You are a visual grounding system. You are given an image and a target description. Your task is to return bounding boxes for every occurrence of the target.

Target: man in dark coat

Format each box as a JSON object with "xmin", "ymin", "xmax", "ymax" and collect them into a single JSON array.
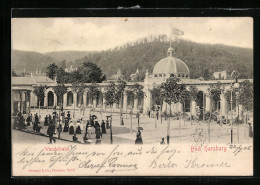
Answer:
[
  {"xmin": 44, "ymin": 115, "xmax": 49, "ymax": 126},
  {"xmin": 101, "ymin": 120, "xmax": 106, "ymax": 134},
  {"xmin": 47, "ymin": 122, "xmax": 56, "ymax": 144},
  {"xmin": 67, "ymin": 111, "xmax": 71, "ymax": 121},
  {"xmin": 26, "ymin": 114, "xmax": 31, "ymax": 126},
  {"xmin": 69, "ymin": 125, "xmax": 74, "ymax": 135},
  {"xmin": 96, "ymin": 126, "xmax": 102, "ymax": 139},
  {"xmin": 63, "ymin": 118, "xmax": 69, "ymax": 132},
  {"xmin": 106, "ymin": 120, "xmax": 110, "ymax": 129},
  {"xmin": 57, "ymin": 124, "xmax": 62, "ymax": 138},
  {"xmin": 35, "ymin": 113, "xmax": 39, "ymax": 124}
]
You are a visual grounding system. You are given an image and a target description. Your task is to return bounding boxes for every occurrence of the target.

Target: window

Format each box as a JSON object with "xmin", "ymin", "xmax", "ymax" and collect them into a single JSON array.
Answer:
[
  {"xmin": 186, "ymin": 74, "xmax": 188, "ymax": 78},
  {"xmin": 182, "ymin": 74, "xmax": 184, "ymax": 77},
  {"xmin": 178, "ymin": 74, "xmax": 180, "ymax": 77},
  {"xmin": 159, "ymin": 74, "xmax": 162, "ymax": 77},
  {"xmin": 154, "ymin": 74, "xmax": 157, "ymax": 77},
  {"xmin": 170, "ymin": 74, "xmax": 175, "ymax": 77}
]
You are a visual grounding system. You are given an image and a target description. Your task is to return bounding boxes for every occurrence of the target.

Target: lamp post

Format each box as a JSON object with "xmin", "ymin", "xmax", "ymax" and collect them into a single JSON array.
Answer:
[
  {"xmin": 230, "ymin": 85, "xmax": 233, "ymax": 144},
  {"xmin": 207, "ymin": 90, "xmax": 211, "ymax": 144},
  {"xmin": 234, "ymin": 81, "xmax": 240, "ymax": 144}
]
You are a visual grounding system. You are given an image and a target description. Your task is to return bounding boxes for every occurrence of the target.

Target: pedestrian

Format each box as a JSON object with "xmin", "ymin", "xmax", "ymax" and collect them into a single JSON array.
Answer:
[
  {"xmin": 67, "ymin": 111, "xmax": 71, "ymax": 121},
  {"xmin": 76, "ymin": 125, "xmax": 81, "ymax": 134},
  {"xmin": 135, "ymin": 129, "xmax": 143, "ymax": 144},
  {"xmin": 73, "ymin": 133, "xmax": 80, "ymax": 143},
  {"xmin": 47, "ymin": 122, "xmax": 56, "ymax": 144},
  {"xmin": 57, "ymin": 124, "xmax": 62, "ymax": 139},
  {"xmin": 101, "ymin": 120, "xmax": 106, "ymax": 134},
  {"xmin": 63, "ymin": 118, "xmax": 69, "ymax": 132},
  {"xmin": 96, "ymin": 126, "xmax": 102, "ymax": 139},
  {"xmin": 160, "ymin": 138, "xmax": 166, "ymax": 145},
  {"xmin": 120, "ymin": 113, "xmax": 124, "ymax": 125},
  {"xmin": 148, "ymin": 109, "xmax": 151, "ymax": 118},
  {"xmin": 94, "ymin": 121, "xmax": 100, "ymax": 130},
  {"xmin": 106, "ymin": 119, "xmax": 110, "ymax": 129},
  {"xmin": 44, "ymin": 115, "xmax": 49, "ymax": 126},
  {"xmin": 35, "ymin": 113, "xmax": 39, "ymax": 124},
  {"xmin": 156, "ymin": 110, "xmax": 159, "ymax": 120},
  {"xmin": 26, "ymin": 114, "xmax": 31, "ymax": 126},
  {"xmin": 69, "ymin": 125, "xmax": 74, "ymax": 135}
]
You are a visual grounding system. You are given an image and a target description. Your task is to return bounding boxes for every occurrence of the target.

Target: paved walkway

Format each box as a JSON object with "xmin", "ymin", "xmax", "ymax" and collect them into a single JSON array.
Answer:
[{"xmin": 16, "ymin": 108, "xmax": 253, "ymax": 145}]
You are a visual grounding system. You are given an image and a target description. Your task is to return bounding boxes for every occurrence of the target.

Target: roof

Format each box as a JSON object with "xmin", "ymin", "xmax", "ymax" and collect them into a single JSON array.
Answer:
[
  {"xmin": 179, "ymin": 78, "xmax": 253, "ymax": 85},
  {"xmin": 32, "ymin": 75, "xmax": 55, "ymax": 83},
  {"xmin": 153, "ymin": 56, "xmax": 189, "ymax": 74},
  {"xmin": 12, "ymin": 77, "xmax": 36, "ymax": 85}
]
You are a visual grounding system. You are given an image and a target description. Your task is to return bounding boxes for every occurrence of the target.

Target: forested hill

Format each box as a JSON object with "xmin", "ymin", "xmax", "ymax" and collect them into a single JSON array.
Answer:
[
  {"xmin": 72, "ymin": 39, "xmax": 253, "ymax": 80},
  {"xmin": 12, "ymin": 38, "xmax": 253, "ymax": 80}
]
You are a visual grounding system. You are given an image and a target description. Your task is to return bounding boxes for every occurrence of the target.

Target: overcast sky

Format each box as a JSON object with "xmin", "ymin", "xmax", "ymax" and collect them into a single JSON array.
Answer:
[{"xmin": 11, "ymin": 17, "xmax": 253, "ymax": 53}]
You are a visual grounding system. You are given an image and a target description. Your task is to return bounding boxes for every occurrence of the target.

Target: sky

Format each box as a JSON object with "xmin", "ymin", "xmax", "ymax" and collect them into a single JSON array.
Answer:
[{"xmin": 11, "ymin": 17, "xmax": 253, "ymax": 53}]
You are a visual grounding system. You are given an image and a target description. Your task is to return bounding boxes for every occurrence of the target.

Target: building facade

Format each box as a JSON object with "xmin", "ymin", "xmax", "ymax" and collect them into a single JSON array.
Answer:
[{"xmin": 12, "ymin": 46, "xmax": 252, "ymax": 118}]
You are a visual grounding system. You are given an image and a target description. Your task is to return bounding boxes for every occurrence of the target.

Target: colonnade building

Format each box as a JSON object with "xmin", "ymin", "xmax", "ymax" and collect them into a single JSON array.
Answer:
[{"xmin": 12, "ymin": 46, "xmax": 252, "ymax": 118}]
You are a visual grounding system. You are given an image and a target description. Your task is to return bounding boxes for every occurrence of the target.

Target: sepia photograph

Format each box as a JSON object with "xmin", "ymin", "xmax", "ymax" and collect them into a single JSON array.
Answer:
[{"xmin": 11, "ymin": 17, "xmax": 253, "ymax": 176}]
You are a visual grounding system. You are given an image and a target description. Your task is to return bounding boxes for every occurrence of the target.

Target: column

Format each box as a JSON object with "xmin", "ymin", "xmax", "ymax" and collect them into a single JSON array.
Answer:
[
  {"xmin": 44, "ymin": 91, "xmax": 48, "ymax": 107},
  {"xmin": 173, "ymin": 102, "xmax": 178, "ymax": 113},
  {"xmin": 162, "ymin": 101, "xmax": 167, "ymax": 112},
  {"xmin": 191, "ymin": 100, "xmax": 197, "ymax": 115},
  {"xmin": 143, "ymin": 91, "xmax": 152, "ymax": 114},
  {"xmin": 123, "ymin": 92, "xmax": 127, "ymax": 111},
  {"xmin": 220, "ymin": 93, "xmax": 227, "ymax": 116},
  {"xmin": 73, "ymin": 92, "xmax": 77, "ymax": 107},
  {"xmin": 93, "ymin": 98, "xmax": 97, "ymax": 108},
  {"xmin": 178, "ymin": 102, "xmax": 183, "ymax": 112},
  {"xmin": 103, "ymin": 97, "xmax": 106, "ymax": 109},
  {"xmin": 63, "ymin": 93, "xmax": 67, "ymax": 108},
  {"xmin": 205, "ymin": 94, "xmax": 211, "ymax": 112},
  {"xmin": 20, "ymin": 91, "xmax": 23, "ymax": 113},
  {"xmin": 53, "ymin": 92, "xmax": 57, "ymax": 106},
  {"xmin": 238, "ymin": 104, "xmax": 243, "ymax": 119},
  {"xmin": 113, "ymin": 103, "xmax": 117, "ymax": 110},
  {"xmin": 134, "ymin": 98, "xmax": 138, "ymax": 111},
  {"xmin": 83, "ymin": 92, "xmax": 87, "ymax": 107}
]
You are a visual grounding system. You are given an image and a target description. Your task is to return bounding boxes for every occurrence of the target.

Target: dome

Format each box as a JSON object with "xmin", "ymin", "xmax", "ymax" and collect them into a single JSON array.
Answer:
[{"xmin": 152, "ymin": 47, "xmax": 190, "ymax": 78}]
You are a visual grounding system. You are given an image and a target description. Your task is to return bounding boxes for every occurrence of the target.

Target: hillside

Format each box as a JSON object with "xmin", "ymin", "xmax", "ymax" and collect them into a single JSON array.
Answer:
[
  {"xmin": 12, "ymin": 37, "xmax": 253, "ymax": 80},
  {"xmin": 45, "ymin": 50, "xmax": 94, "ymax": 63},
  {"xmin": 11, "ymin": 50, "xmax": 58, "ymax": 74},
  {"xmin": 72, "ymin": 39, "xmax": 253, "ymax": 80}
]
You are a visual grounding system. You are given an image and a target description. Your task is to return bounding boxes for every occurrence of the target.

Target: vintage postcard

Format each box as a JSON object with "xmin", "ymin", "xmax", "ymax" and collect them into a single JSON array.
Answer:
[{"xmin": 11, "ymin": 17, "xmax": 253, "ymax": 176}]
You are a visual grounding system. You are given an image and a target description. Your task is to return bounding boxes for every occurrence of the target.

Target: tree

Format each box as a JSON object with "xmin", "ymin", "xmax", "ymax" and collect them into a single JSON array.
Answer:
[
  {"xmin": 116, "ymin": 79, "xmax": 127, "ymax": 113},
  {"xmin": 76, "ymin": 62, "xmax": 106, "ymax": 83},
  {"xmin": 71, "ymin": 82, "xmax": 86, "ymax": 117},
  {"xmin": 203, "ymin": 69, "xmax": 211, "ymax": 80},
  {"xmin": 53, "ymin": 83, "xmax": 67, "ymax": 108},
  {"xmin": 46, "ymin": 63, "xmax": 59, "ymax": 80},
  {"xmin": 104, "ymin": 82, "xmax": 118, "ymax": 144},
  {"xmin": 238, "ymin": 80, "xmax": 253, "ymax": 111},
  {"xmin": 33, "ymin": 85, "xmax": 47, "ymax": 113},
  {"xmin": 87, "ymin": 83, "xmax": 99, "ymax": 110},
  {"xmin": 150, "ymin": 86, "xmax": 163, "ymax": 106},
  {"xmin": 160, "ymin": 77, "xmax": 183, "ymax": 144}
]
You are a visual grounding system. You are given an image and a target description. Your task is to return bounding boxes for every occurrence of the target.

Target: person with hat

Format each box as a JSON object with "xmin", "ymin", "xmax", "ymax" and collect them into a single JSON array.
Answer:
[
  {"xmin": 47, "ymin": 121, "xmax": 56, "ymax": 144},
  {"xmin": 101, "ymin": 120, "xmax": 106, "ymax": 134}
]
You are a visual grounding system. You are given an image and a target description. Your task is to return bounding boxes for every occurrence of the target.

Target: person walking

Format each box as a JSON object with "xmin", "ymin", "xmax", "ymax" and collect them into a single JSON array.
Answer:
[
  {"xmin": 101, "ymin": 120, "xmax": 106, "ymax": 134},
  {"xmin": 47, "ymin": 122, "xmax": 56, "ymax": 144}
]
